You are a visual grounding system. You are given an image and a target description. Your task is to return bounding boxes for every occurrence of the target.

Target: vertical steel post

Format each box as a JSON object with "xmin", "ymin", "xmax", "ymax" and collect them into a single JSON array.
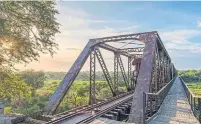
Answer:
[
  {"xmin": 89, "ymin": 48, "xmax": 96, "ymax": 105},
  {"xmin": 95, "ymin": 48, "xmax": 116, "ymax": 96},
  {"xmin": 128, "ymin": 57, "xmax": 132, "ymax": 89},
  {"xmin": 162, "ymin": 51, "xmax": 165, "ymax": 87},
  {"xmin": 142, "ymin": 92, "xmax": 146, "ymax": 124},
  {"xmin": 171, "ymin": 63, "xmax": 174, "ymax": 79},
  {"xmin": 129, "ymin": 33, "xmax": 157, "ymax": 124},
  {"xmin": 114, "ymin": 53, "xmax": 119, "ymax": 94},
  {"xmin": 46, "ymin": 41, "xmax": 94, "ymax": 114},
  {"xmin": 198, "ymin": 98, "xmax": 201, "ymax": 122},
  {"xmin": 118, "ymin": 55, "xmax": 129, "ymax": 90}
]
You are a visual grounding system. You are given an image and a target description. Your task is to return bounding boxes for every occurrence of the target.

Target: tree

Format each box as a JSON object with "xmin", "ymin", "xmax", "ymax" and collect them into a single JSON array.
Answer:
[
  {"xmin": 18, "ymin": 69, "xmax": 46, "ymax": 96},
  {"xmin": 0, "ymin": 1, "xmax": 60, "ymax": 69},
  {"xmin": 0, "ymin": 70, "xmax": 31, "ymax": 105}
]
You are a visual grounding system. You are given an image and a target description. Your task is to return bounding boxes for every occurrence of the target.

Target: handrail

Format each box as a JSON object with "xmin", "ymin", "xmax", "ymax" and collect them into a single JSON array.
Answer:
[
  {"xmin": 179, "ymin": 77, "xmax": 201, "ymax": 123},
  {"xmin": 180, "ymin": 77, "xmax": 201, "ymax": 98},
  {"xmin": 142, "ymin": 75, "xmax": 177, "ymax": 124},
  {"xmin": 145, "ymin": 76, "xmax": 177, "ymax": 96}
]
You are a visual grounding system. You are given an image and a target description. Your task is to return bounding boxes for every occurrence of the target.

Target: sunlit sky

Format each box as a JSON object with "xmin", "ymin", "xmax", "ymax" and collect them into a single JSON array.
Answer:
[{"xmin": 17, "ymin": 1, "xmax": 201, "ymax": 72}]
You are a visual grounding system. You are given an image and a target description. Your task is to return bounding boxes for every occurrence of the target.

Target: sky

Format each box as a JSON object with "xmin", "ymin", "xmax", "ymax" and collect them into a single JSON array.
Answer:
[{"xmin": 17, "ymin": 1, "xmax": 201, "ymax": 72}]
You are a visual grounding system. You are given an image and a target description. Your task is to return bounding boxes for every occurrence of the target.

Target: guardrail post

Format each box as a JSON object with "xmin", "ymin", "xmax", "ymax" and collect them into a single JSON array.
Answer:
[
  {"xmin": 150, "ymin": 95, "xmax": 153, "ymax": 115},
  {"xmin": 155, "ymin": 95, "xmax": 159, "ymax": 111},
  {"xmin": 198, "ymin": 98, "xmax": 201, "ymax": 122},
  {"xmin": 193, "ymin": 97, "xmax": 195, "ymax": 112},
  {"xmin": 190, "ymin": 95, "xmax": 192, "ymax": 109},
  {"xmin": 142, "ymin": 92, "xmax": 146, "ymax": 124}
]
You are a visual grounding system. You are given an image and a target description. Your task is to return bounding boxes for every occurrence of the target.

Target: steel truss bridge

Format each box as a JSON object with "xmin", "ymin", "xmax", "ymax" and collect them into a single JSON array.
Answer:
[{"xmin": 20, "ymin": 31, "xmax": 201, "ymax": 124}]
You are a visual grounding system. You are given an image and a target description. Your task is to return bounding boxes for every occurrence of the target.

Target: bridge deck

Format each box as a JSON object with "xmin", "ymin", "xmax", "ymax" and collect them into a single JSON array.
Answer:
[{"xmin": 148, "ymin": 77, "xmax": 199, "ymax": 124}]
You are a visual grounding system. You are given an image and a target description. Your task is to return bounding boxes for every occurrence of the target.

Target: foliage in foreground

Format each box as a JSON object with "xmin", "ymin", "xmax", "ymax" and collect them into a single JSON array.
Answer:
[
  {"xmin": 0, "ymin": 70, "xmax": 31, "ymax": 105},
  {"xmin": 0, "ymin": 1, "xmax": 59, "ymax": 69},
  {"xmin": 3, "ymin": 70, "xmax": 127, "ymax": 114}
]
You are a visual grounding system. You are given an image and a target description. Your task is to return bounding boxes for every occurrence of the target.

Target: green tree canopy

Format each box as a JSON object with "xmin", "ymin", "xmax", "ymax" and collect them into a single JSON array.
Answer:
[
  {"xmin": 0, "ymin": 1, "xmax": 60, "ymax": 69},
  {"xmin": 18, "ymin": 69, "xmax": 46, "ymax": 96},
  {"xmin": 0, "ymin": 70, "xmax": 31, "ymax": 102}
]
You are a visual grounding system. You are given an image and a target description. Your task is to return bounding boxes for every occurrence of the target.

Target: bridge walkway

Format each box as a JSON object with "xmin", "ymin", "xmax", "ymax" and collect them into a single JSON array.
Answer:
[{"xmin": 148, "ymin": 77, "xmax": 199, "ymax": 124}]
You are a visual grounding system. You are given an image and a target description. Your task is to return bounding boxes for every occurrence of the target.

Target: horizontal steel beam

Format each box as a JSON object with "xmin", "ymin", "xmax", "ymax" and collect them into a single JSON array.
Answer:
[
  {"xmin": 98, "ymin": 43, "xmax": 131, "ymax": 57},
  {"xmin": 91, "ymin": 31, "xmax": 157, "ymax": 44},
  {"xmin": 119, "ymin": 47, "xmax": 144, "ymax": 53},
  {"xmin": 156, "ymin": 34, "xmax": 171, "ymax": 61},
  {"xmin": 130, "ymin": 54, "xmax": 143, "ymax": 58}
]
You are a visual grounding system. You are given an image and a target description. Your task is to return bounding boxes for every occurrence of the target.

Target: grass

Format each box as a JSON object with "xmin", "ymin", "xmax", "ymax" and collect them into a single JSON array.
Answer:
[{"xmin": 186, "ymin": 82, "xmax": 201, "ymax": 96}]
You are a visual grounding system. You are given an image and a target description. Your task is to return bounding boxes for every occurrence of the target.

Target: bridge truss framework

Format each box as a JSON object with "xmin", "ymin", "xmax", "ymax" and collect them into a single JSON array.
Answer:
[{"xmin": 45, "ymin": 31, "xmax": 176, "ymax": 124}]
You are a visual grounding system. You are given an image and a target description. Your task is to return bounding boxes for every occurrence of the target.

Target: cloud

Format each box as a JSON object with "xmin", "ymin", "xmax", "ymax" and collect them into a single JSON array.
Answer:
[
  {"xmin": 160, "ymin": 29, "xmax": 201, "ymax": 54},
  {"xmin": 66, "ymin": 48, "xmax": 81, "ymax": 50},
  {"xmin": 17, "ymin": 5, "xmax": 139, "ymax": 72},
  {"xmin": 197, "ymin": 21, "xmax": 201, "ymax": 28},
  {"xmin": 160, "ymin": 30, "xmax": 201, "ymax": 43}
]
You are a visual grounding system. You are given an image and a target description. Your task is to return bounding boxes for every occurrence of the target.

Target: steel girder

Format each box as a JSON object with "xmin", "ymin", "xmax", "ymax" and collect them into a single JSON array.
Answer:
[
  {"xmin": 94, "ymin": 48, "xmax": 116, "ymax": 96},
  {"xmin": 45, "ymin": 40, "xmax": 96, "ymax": 115},
  {"xmin": 98, "ymin": 43, "xmax": 143, "ymax": 58},
  {"xmin": 155, "ymin": 43, "xmax": 160, "ymax": 92},
  {"xmin": 160, "ymin": 50, "xmax": 165, "ymax": 89},
  {"xmin": 92, "ymin": 31, "xmax": 156, "ymax": 43},
  {"xmin": 45, "ymin": 31, "xmax": 171, "ymax": 116},
  {"xmin": 119, "ymin": 47, "xmax": 144, "ymax": 53},
  {"xmin": 114, "ymin": 53, "xmax": 119, "ymax": 93},
  {"xmin": 130, "ymin": 54, "xmax": 143, "ymax": 58},
  {"xmin": 117, "ymin": 55, "xmax": 129, "ymax": 90},
  {"xmin": 92, "ymin": 31, "xmax": 170, "ymax": 61},
  {"xmin": 150, "ymin": 43, "xmax": 158, "ymax": 93},
  {"xmin": 89, "ymin": 48, "xmax": 96, "ymax": 105},
  {"xmin": 128, "ymin": 57, "xmax": 132, "ymax": 89},
  {"xmin": 98, "ymin": 43, "xmax": 130, "ymax": 57},
  {"xmin": 129, "ymin": 33, "xmax": 157, "ymax": 123}
]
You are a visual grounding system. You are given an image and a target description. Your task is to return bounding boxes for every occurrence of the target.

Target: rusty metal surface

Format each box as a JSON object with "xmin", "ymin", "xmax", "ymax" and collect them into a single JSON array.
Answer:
[
  {"xmin": 98, "ymin": 43, "xmax": 130, "ymax": 57},
  {"xmin": 95, "ymin": 48, "xmax": 115, "ymax": 96},
  {"xmin": 119, "ymin": 47, "xmax": 144, "ymax": 53},
  {"xmin": 91, "ymin": 31, "xmax": 157, "ymax": 43},
  {"xmin": 114, "ymin": 53, "xmax": 119, "ymax": 93},
  {"xmin": 45, "ymin": 31, "xmax": 175, "ymax": 120},
  {"xmin": 129, "ymin": 33, "xmax": 157, "ymax": 123},
  {"xmin": 117, "ymin": 55, "xmax": 129, "ymax": 90},
  {"xmin": 89, "ymin": 47, "xmax": 96, "ymax": 105},
  {"xmin": 45, "ymin": 40, "xmax": 96, "ymax": 115},
  {"xmin": 40, "ymin": 31, "xmax": 200, "ymax": 124}
]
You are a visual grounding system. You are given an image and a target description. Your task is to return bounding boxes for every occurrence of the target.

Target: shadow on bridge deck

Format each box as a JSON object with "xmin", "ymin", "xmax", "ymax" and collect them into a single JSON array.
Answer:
[{"xmin": 148, "ymin": 77, "xmax": 199, "ymax": 124}]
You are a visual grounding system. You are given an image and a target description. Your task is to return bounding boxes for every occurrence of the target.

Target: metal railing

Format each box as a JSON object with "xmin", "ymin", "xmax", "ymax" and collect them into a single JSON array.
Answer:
[
  {"xmin": 142, "ymin": 76, "xmax": 177, "ymax": 124},
  {"xmin": 180, "ymin": 77, "xmax": 201, "ymax": 123}
]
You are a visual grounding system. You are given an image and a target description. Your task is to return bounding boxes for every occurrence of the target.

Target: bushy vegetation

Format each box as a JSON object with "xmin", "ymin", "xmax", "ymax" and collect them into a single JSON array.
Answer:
[
  {"xmin": 178, "ymin": 70, "xmax": 201, "ymax": 96},
  {"xmin": 0, "ymin": 0, "xmax": 60, "ymax": 115},
  {"xmin": 2, "ymin": 69, "xmax": 201, "ymax": 115},
  {"xmin": 186, "ymin": 83, "xmax": 201, "ymax": 96},
  {"xmin": 178, "ymin": 70, "xmax": 201, "ymax": 82},
  {"xmin": 2, "ymin": 70, "xmax": 127, "ymax": 114}
]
